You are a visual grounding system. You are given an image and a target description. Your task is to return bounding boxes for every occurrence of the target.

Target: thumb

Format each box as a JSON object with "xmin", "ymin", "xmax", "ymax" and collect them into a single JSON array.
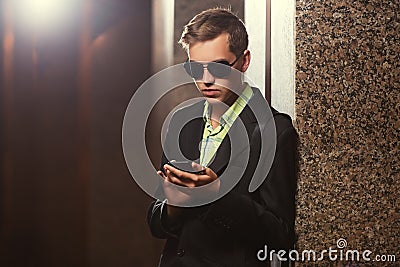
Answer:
[{"xmin": 204, "ymin": 166, "xmax": 217, "ymax": 179}]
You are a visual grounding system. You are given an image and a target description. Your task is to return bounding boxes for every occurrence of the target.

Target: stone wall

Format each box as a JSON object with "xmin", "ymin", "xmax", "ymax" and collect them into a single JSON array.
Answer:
[{"xmin": 295, "ymin": 0, "xmax": 399, "ymax": 265}]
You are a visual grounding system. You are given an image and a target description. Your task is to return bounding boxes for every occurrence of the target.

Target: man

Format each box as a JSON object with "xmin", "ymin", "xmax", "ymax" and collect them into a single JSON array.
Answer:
[{"xmin": 148, "ymin": 8, "xmax": 297, "ymax": 267}]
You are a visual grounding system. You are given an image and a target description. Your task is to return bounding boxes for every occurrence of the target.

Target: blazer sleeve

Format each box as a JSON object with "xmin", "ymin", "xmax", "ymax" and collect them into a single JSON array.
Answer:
[
  {"xmin": 198, "ymin": 116, "xmax": 298, "ymax": 250},
  {"xmin": 147, "ymin": 145, "xmax": 185, "ymax": 239},
  {"xmin": 147, "ymin": 110, "xmax": 193, "ymax": 239}
]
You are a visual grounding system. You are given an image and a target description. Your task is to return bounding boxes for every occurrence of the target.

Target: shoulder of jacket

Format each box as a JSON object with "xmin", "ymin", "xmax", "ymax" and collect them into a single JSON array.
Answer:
[
  {"xmin": 270, "ymin": 107, "xmax": 296, "ymax": 137},
  {"xmin": 172, "ymin": 100, "xmax": 205, "ymax": 116}
]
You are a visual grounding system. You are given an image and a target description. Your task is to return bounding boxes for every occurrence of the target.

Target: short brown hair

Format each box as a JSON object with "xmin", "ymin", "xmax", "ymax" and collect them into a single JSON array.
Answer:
[{"xmin": 179, "ymin": 8, "xmax": 248, "ymax": 56}]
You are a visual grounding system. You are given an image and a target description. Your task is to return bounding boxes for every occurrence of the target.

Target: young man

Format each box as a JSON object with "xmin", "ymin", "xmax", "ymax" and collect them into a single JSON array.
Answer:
[{"xmin": 148, "ymin": 8, "xmax": 297, "ymax": 267}]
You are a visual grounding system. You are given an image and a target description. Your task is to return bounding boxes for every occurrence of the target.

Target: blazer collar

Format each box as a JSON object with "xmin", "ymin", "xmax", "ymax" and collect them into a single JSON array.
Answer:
[
  {"xmin": 179, "ymin": 87, "xmax": 271, "ymax": 175},
  {"xmin": 207, "ymin": 87, "xmax": 270, "ymax": 174}
]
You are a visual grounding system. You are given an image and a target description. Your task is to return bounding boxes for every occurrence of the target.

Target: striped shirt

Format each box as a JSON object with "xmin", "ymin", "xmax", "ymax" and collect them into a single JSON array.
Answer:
[{"xmin": 199, "ymin": 84, "xmax": 253, "ymax": 167}]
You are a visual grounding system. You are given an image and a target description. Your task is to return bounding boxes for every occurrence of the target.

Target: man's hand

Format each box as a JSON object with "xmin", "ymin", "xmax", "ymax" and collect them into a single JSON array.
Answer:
[
  {"xmin": 156, "ymin": 162, "xmax": 220, "ymax": 217},
  {"xmin": 163, "ymin": 162, "xmax": 219, "ymax": 188}
]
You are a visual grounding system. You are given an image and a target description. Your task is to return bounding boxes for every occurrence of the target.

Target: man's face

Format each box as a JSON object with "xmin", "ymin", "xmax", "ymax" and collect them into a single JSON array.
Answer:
[{"xmin": 188, "ymin": 33, "xmax": 248, "ymax": 106}]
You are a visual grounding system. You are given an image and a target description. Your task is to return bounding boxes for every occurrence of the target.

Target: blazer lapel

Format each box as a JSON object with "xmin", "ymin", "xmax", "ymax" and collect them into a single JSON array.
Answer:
[
  {"xmin": 208, "ymin": 105, "xmax": 258, "ymax": 175},
  {"xmin": 180, "ymin": 117, "xmax": 204, "ymax": 161},
  {"xmin": 177, "ymin": 102, "xmax": 205, "ymax": 162},
  {"xmin": 208, "ymin": 135, "xmax": 231, "ymax": 175},
  {"xmin": 177, "ymin": 88, "xmax": 269, "ymax": 175}
]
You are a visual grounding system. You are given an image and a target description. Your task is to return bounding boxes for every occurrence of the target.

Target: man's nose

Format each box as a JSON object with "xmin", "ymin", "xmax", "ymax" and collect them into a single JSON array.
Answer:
[{"xmin": 201, "ymin": 68, "xmax": 215, "ymax": 84}]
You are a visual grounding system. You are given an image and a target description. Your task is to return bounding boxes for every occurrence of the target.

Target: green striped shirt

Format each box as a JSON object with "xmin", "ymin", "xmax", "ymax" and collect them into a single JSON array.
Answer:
[{"xmin": 200, "ymin": 84, "xmax": 253, "ymax": 167}]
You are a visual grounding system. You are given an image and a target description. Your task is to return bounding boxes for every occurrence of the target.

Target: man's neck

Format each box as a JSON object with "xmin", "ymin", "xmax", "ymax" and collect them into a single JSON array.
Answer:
[
  {"xmin": 210, "ymin": 84, "xmax": 246, "ymax": 123},
  {"xmin": 211, "ymin": 102, "xmax": 229, "ymax": 120},
  {"xmin": 209, "ymin": 104, "xmax": 225, "ymax": 129}
]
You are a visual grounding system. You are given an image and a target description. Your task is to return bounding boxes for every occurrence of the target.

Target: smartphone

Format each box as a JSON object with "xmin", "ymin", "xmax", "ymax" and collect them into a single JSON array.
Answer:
[{"xmin": 164, "ymin": 160, "xmax": 204, "ymax": 174}]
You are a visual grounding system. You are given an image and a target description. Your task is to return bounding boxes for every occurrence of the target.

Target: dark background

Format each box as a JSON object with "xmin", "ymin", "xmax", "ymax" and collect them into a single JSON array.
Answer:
[
  {"xmin": 0, "ymin": 1, "xmax": 246, "ymax": 266},
  {"xmin": 0, "ymin": 0, "xmax": 163, "ymax": 266}
]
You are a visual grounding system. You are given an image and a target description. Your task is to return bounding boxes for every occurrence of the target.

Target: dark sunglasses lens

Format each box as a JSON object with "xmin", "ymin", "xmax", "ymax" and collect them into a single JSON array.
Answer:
[
  {"xmin": 208, "ymin": 61, "xmax": 231, "ymax": 78},
  {"xmin": 183, "ymin": 62, "xmax": 203, "ymax": 79}
]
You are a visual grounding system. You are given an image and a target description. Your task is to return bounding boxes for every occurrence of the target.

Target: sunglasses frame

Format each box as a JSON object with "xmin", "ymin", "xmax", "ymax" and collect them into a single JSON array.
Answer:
[{"xmin": 183, "ymin": 50, "xmax": 245, "ymax": 80}]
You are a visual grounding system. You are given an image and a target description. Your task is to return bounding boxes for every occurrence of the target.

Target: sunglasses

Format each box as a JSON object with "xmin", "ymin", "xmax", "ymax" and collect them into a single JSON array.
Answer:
[{"xmin": 183, "ymin": 52, "xmax": 244, "ymax": 80}]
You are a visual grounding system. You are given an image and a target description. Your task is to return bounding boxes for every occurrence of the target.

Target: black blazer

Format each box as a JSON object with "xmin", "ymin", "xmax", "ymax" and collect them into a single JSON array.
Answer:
[{"xmin": 148, "ymin": 88, "xmax": 298, "ymax": 267}]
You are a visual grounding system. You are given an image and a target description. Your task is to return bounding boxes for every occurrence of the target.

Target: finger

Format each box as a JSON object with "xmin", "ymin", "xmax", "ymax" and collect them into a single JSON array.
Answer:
[
  {"xmin": 157, "ymin": 170, "xmax": 167, "ymax": 179},
  {"xmin": 164, "ymin": 164, "xmax": 180, "ymax": 175},
  {"xmin": 193, "ymin": 168, "xmax": 219, "ymax": 186},
  {"xmin": 204, "ymin": 167, "xmax": 218, "ymax": 179},
  {"xmin": 170, "ymin": 176, "xmax": 193, "ymax": 187},
  {"xmin": 191, "ymin": 161, "xmax": 205, "ymax": 172},
  {"xmin": 165, "ymin": 164, "xmax": 212, "ymax": 187},
  {"xmin": 165, "ymin": 164, "xmax": 197, "ymax": 181},
  {"xmin": 194, "ymin": 168, "xmax": 217, "ymax": 179},
  {"xmin": 161, "ymin": 169, "xmax": 176, "ymax": 184},
  {"xmin": 166, "ymin": 169, "xmax": 189, "ymax": 187},
  {"xmin": 167, "ymin": 170, "xmax": 198, "ymax": 188}
]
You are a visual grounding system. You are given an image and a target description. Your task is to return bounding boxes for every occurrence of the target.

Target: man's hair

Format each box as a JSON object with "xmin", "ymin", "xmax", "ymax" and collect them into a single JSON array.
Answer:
[{"xmin": 179, "ymin": 8, "xmax": 248, "ymax": 56}]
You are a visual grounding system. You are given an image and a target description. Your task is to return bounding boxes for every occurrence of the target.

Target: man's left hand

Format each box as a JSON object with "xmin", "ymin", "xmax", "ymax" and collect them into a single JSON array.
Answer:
[{"xmin": 163, "ymin": 162, "xmax": 219, "ymax": 189}]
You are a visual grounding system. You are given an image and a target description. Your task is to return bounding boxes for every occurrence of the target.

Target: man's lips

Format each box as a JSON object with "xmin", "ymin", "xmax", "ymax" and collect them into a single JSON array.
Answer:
[{"xmin": 201, "ymin": 89, "xmax": 220, "ymax": 97}]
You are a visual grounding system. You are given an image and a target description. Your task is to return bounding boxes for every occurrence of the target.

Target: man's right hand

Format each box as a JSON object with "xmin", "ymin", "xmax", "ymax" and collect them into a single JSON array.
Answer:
[
  {"xmin": 157, "ymin": 162, "xmax": 220, "ymax": 218},
  {"xmin": 157, "ymin": 170, "xmax": 193, "ymax": 206}
]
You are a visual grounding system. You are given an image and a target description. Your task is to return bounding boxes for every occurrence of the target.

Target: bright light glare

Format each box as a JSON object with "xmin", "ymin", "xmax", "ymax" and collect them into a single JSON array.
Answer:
[
  {"xmin": 16, "ymin": 0, "xmax": 74, "ymax": 31},
  {"xmin": 27, "ymin": 0, "xmax": 64, "ymax": 25}
]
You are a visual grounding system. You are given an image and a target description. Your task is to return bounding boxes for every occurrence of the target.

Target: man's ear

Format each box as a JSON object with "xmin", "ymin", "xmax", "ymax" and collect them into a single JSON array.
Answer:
[{"xmin": 240, "ymin": 50, "xmax": 251, "ymax": 72}]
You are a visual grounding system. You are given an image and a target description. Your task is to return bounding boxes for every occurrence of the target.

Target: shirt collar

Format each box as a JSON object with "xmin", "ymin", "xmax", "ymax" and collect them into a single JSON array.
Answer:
[{"xmin": 202, "ymin": 83, "xmax": 253, "ymax": 128}]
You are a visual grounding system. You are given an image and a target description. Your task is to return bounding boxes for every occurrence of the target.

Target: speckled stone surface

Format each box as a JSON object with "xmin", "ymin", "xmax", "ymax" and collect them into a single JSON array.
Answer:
[{"xmin": 295, "ymin": 0, "xmax": 399, "ymax": 266}]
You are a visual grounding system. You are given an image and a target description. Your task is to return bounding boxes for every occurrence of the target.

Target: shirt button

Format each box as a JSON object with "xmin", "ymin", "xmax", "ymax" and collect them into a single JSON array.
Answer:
[{"xmin": 177, "ymin": 248, "xmax": 185, "ymax": 257}]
